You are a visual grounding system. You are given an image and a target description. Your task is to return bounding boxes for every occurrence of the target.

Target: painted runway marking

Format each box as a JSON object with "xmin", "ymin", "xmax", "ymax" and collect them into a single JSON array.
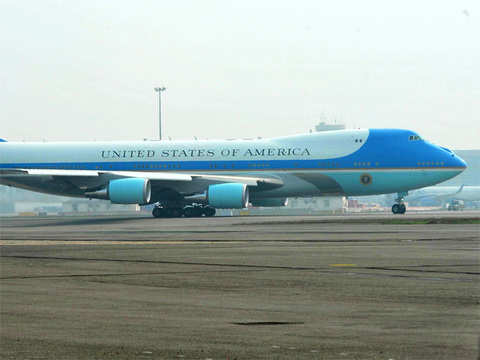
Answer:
[{"xmin": 330, "ymin": 264, "xmax": 357, "ymax": 267}]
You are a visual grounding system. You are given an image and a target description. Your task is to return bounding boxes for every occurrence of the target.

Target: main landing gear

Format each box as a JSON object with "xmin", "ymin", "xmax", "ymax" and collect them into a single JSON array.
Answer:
[
  {"xmin": 391, "ymin": 192, "xmax": 407, "ymax": 214},
  {"xmin": 152, "ymin": 204, "xmax": 216, "ymax": 218}
]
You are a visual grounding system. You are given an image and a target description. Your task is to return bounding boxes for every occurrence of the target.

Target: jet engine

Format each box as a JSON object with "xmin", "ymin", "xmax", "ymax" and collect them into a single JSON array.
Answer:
[
  {"xmin": 250, "ymin": 198, "xmax": 288, "ymax": 207},
  {"xmin": 207, "ymin": 183, "xmax": 249, "ymax": 209},
  {"xmin": 109, "ymin": 178, "xmax": 151, "ymax": 204},
  {"xmin": 86, "ymin": 178, "xmax": 151, "ymax": 204}
]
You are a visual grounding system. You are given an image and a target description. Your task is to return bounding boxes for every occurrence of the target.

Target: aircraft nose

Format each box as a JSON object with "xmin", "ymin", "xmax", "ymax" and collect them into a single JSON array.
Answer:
[
  {"xmin": 438, "ymin": 146, "xmax": 467, "ymax": 171},
  {"xmin": 446, "ymin": 151, "xmax": 467, "ymax": 171},
  {"xmin": 454, "ymin": 154, "xmax": 467, "ymax": 170}
]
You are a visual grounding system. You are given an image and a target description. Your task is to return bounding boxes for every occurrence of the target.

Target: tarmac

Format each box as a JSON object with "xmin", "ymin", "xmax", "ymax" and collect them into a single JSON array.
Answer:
[{"xmin": 1, "ymin": 212, "xmax": 479, "ymax": 359}]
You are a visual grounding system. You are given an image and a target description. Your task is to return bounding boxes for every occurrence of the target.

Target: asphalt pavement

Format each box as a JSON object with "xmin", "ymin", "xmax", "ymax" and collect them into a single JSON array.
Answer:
[{"xmin": 1, "ymin": 212, "xmax": 479, "ymax": 359}]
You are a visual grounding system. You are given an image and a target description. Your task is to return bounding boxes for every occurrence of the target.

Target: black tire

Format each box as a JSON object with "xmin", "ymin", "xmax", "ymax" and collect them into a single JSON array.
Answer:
[
  {"xmin": 399, "ymin": 203, "xmax": 406, "ymax": 214},
  {"xmin": 392, "ymin": 204, "xmax": 400, "ymax": 214},
  {"xmin": 152, "ymin": 207, "xmax": 165, "ymax": 218},
  {"xmin": 171, "ymin": 208, "xmax": 184, "ymax": 218},
  {"xmin": 153, "ymin": 207, "xmax": 183, "ymax": 218},
  {"xmin": 203, "ymin": 206, "xmax": 216, "ymax": 217},
  {"xmin": 165, "ymin": 208, "xmax": 175, "ymax": 218},
  {"xmin": 193, "ymin": 207, "xmax": 203, "ymax": 217},
  {"xmin": 184, "ymin": 207, "xmax": 195, "ymax": 218}
]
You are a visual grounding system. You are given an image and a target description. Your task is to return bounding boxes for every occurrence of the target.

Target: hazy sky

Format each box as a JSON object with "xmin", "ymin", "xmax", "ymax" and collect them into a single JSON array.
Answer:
[{"xmin": 1, "ymin": 0, "xmax": 479, "ymax": 149}]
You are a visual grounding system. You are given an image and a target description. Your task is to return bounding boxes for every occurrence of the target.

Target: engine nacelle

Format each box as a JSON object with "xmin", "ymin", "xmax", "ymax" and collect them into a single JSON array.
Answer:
[
  {"xmin": 109, "ymin": 178, "xmax": 151, "ymax": 204},
  {"xmin": 207, "ymin": 183, "xmax": 249, "ymax": 209},
  {"xmin": 250, "ymin": 198, "xmax": 288, "ymax": 207}
]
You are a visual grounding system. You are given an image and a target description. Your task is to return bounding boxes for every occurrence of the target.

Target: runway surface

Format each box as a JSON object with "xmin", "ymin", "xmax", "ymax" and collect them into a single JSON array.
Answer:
[{"xmin": 1, "ymin": 213, "xmax": 479, "ymax": 359}]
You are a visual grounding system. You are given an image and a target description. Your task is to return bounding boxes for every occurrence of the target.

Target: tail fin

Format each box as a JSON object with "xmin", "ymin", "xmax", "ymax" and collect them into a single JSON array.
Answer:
[{"xmin": 0, "ymin": 138, "xmax": 7, "ymax": 142}]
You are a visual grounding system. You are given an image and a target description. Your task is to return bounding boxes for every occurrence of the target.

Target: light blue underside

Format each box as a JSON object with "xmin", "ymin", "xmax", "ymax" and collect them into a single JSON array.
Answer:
[{"xmin": 330, "ymin": 170, "xmax": 461, "ymax": 195}]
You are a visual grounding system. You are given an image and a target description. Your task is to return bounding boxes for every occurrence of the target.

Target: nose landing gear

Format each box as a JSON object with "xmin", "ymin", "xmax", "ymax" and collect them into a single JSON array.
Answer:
[
  {"xmin": 392, "ymin": 192, "xmax": 407, "ymax": 214},
  {"xmin": 392, "ymin": 203, "xmax": 406, "ymax": 214}
]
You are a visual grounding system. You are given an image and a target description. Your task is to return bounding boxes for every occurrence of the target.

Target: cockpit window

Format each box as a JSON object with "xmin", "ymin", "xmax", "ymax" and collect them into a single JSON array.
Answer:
[{"xmin": 409, "ymin": 135, "xmax": 422, "ymax": 141}]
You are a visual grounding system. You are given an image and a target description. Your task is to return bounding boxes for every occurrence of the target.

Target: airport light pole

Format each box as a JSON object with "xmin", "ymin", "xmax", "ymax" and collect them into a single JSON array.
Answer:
[{"xmin": 154, "ymin": 87, "xmax": 166, "ymax": 140}]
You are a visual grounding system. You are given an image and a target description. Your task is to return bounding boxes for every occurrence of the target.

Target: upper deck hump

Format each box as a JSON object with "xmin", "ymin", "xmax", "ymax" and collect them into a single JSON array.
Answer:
[{"xmin": 0, "ymin": 129, "xmax": 371, "ymax": 164}]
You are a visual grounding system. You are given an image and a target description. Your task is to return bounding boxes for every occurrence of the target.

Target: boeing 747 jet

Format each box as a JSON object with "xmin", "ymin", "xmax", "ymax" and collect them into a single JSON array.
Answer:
[{"xmin": 0, "ymin": 129, "xmax": 466, "ymax": 216}]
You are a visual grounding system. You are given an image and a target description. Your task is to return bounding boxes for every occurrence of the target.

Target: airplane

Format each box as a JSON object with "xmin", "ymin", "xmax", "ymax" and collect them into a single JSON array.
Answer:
[
  {"xmin": 0, "ymin": 129, "xmax": 467, "ymax": 216},
  {"xmin": 406, "ymin": 185, "xmax": 480, "ymax": 209}
]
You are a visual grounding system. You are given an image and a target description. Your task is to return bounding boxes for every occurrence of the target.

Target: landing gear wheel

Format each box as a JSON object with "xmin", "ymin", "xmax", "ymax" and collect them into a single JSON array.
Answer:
[
  {"xmin": 392, "ymin": 203, "xmax": 406, "ymax": 214},
  {"xmin": 165, "ymin": 208, "xmax": 183, "ymax": 218},
  {"xmin": 174, "ymin": 208, "xmax": 184, "ymax": 217},
  {"xmin": 392, "ymin": 191, "xmax": 408, "ymax": 215},
  {"xmin": 184, "ymin": 206, "xmax": 202, "ymax": 218},
  {"xmin": 152, "ymin": 207, "xmax": 162, "ymax": 218},
  {"xmin": 152, "ymin": 207, "xmax": 168, "ymax": 218},
  {"xmin": 152, "ymin": 206, "xmax": 183, "ymax": 218},
  {"xmin": 184, "ymin": 207, "xmax": 195, "ymax": 218},
  {"xmin": 203, "ymin": 206, "xmax": 216, "ymax": 217}
]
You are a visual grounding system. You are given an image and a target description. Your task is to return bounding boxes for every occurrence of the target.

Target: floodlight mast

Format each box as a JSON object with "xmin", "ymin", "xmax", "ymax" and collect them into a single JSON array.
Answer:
[{"xmin": 154, "ymin": 87, "xmax": 166, "ymax": 140}]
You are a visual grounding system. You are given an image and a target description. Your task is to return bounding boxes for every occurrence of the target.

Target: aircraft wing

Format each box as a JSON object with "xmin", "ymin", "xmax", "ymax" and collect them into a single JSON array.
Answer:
[{"xmin": 0, "ymin": 168, "xmax": 283, "ymax": 188}]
